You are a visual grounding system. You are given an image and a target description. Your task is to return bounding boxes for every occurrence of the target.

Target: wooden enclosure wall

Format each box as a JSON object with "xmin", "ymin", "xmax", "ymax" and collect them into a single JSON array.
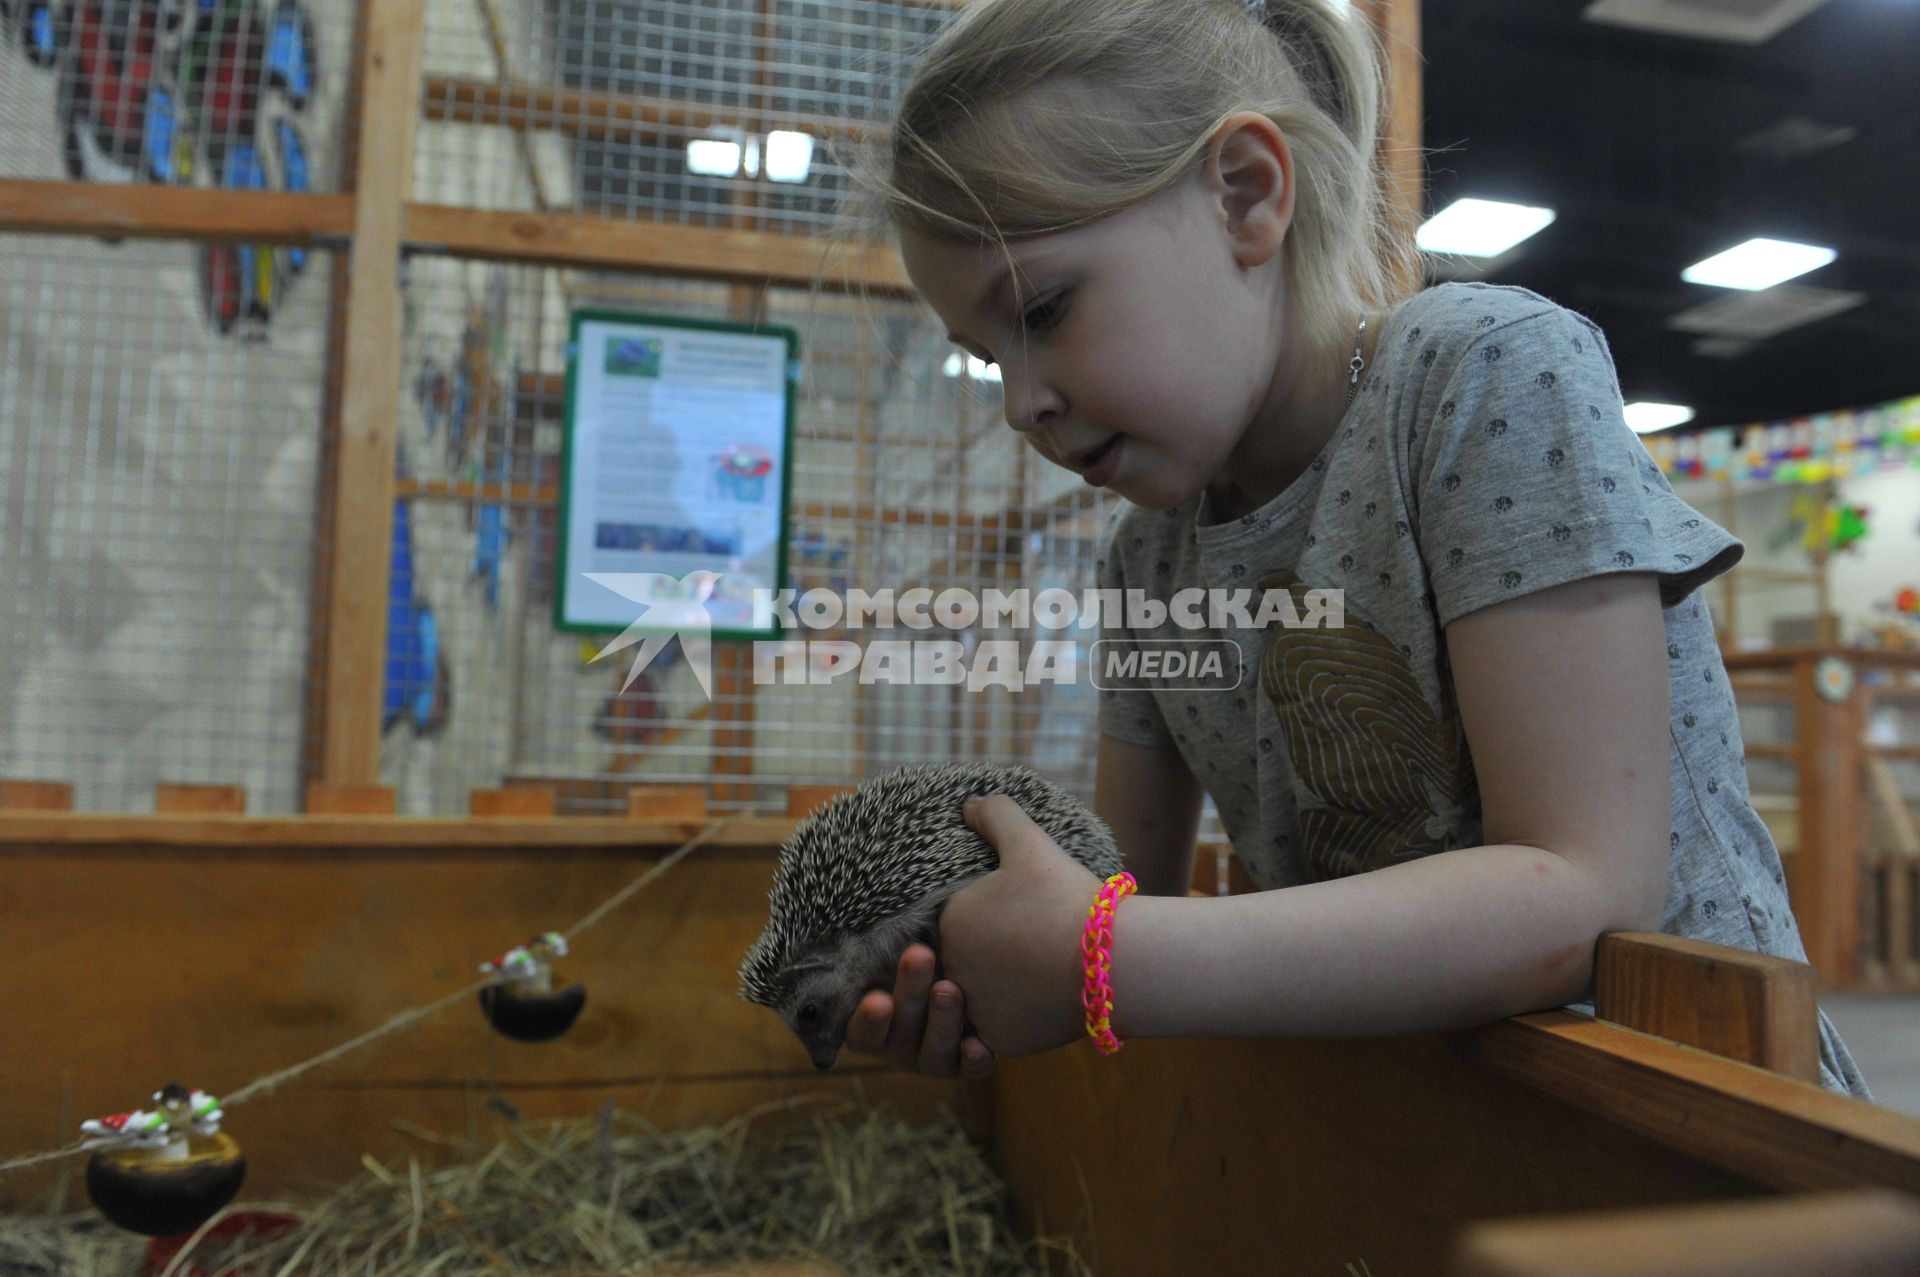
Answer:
[{"xmin": 0, "ymin": 816, "xmax": 957, "ymax": 1211}]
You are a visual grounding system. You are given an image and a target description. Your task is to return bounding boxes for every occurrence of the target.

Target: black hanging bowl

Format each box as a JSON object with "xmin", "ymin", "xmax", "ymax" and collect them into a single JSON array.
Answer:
[
  {"xmin": 86, "ymin": 1133, "xmax": 246, "ymax": 1236},
  {"xmin": 479, "ymin": 980, "xmax": 587, "ymax": 1042}
]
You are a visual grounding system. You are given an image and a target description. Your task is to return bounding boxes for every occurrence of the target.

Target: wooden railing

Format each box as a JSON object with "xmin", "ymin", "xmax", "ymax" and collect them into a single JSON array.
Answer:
[{"xmin": 1726, "ymin": 646, "xmax": 1920, "ymax": 991}]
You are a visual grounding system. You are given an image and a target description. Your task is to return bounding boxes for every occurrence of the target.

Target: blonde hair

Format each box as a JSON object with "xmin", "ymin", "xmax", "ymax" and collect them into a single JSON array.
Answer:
[{"xmin": 844, "ymin": 0, "xmax": 1418, "ymax": 358}]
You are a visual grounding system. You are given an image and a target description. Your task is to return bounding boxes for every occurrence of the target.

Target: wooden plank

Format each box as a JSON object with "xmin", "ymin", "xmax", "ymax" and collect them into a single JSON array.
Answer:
[
  {"xmin": 1793, "ymin": 654, "xmax": 1864, "ymax": 986},
  {"xmin": 403, "ymin": 202, "xmax": 911, "ymax": 293},
  {"xmin": 1461, "ymin": 1010, "xmax": 1920, "ymax": 1194},
  {"xmin": 472, "ymin": 787, "xmax": 557, "ymax": 817},
  {"xmin": 306, "ymin": 784, "xmax": 399, "ymax": 815},
  {"xmin": 0, "ymin": 179, "xmax": 352, "ymax": 244},
  {"xmin": 0, "ymin": 839, "xmax": 958, "ymax": 1207},
  {"xmin": 1450, "ymin": 1188, "xmax": 1920, "ymax": 1277},
  {"xmin": 0, "ymin": 811, "xmax": 797, "ymax": 849},
  {"xmin": 1593, "ymin": 932, "xmax": 1819, "ymax": 1084},
  {"xmin": 0, "ymin": 780, "xmax": 73, "ymax": 811},
  {"xmin": 421, "ymin": 76, "xmax": 871, "ymax": 148},
  {"xmin": 628, "ymin": 785, "xmax": 710, "ymax": 821},
  {"xmin": 320, "ymin": 0, "xmax": 428, "ymax": 786},
  {"xmin": 786, "ymin": 785, "xmax": 855, "ymax": 818},
  {"xmin": 154, "ymin": 784, "xmax": 247, "ymax": 814},
  {"xmin": 996, "ymin": 1033, "xmax": 1760, "ymax": 1277}
]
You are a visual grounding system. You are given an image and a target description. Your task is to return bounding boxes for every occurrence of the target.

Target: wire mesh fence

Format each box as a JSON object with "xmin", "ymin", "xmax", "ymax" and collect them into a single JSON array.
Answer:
[
  {"xmin": 415, "ymin": 0, "xmax": 945, "ymax": 231},
  {"xmin": 1, "ymin": 0, "xmax": 1211, "ymax": 826},
  {"xmin": 0, "ymin": 0, "xmax": 351, "ymax": 195},
  {"xmin": 382, "ymin": 256, "xmax": 1118, "ymax": 816},
  {"xmin": 0, "ymin": 233, "xmax": 339, "ymax": 813}
]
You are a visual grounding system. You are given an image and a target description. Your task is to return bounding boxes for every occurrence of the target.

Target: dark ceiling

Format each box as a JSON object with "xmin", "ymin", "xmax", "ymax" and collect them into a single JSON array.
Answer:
[{"xmin": 1419, "ymin": 0, "xmax": 1920, "ymax": 431}]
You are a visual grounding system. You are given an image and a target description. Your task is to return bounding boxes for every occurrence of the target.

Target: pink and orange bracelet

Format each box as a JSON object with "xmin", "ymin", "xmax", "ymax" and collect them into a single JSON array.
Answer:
[{"xmin": 1080, "ymin": 870, "xmax": 1138, "ymax": 1054}]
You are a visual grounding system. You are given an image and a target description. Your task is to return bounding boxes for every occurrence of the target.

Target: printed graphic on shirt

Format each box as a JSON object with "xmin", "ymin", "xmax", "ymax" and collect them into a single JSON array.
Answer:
[{"xmin": 1258, "ymin": 572, "xmax": 1479, "ymax": 881}]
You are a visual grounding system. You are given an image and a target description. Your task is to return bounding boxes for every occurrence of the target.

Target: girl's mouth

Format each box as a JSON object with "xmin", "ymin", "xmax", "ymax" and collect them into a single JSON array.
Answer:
[{"xmin": 1078, "ymin": 436, "xmax": 1122, "ymax": 487}]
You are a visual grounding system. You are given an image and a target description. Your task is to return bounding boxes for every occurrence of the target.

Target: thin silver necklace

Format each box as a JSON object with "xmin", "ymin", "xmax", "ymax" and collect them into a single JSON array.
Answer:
[{"xmin": 1345, "ymin": 316, "xmax": 1368, "ymax": 407}]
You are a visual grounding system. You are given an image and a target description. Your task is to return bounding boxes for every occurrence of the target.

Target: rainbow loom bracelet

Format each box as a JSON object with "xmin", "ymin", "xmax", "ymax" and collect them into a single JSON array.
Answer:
[{"xmin": 1080, "ymin": 870, "xmax": 1138, "ymax": 1054}]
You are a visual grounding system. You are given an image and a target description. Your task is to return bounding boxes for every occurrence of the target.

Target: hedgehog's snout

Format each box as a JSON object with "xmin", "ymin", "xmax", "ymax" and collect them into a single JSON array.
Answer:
[{"xmin": 809, "ymin": 1043, "xmax": 839, "ymax": 1071}]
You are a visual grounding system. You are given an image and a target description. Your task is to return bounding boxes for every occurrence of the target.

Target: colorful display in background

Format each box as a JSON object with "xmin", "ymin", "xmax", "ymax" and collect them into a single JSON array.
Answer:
[
  {"xmin": 1647, "ymin": 394, "xmax": 1920, "ymax": 487},
  {"xmin": 6, "ymin": 0, "xmax": 318, "ymax": 335}
]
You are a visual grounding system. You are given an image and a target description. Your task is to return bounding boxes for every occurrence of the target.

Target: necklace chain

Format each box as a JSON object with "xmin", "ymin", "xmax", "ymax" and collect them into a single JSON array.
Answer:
[{"xmin": 1345, "ymin": 316, "xmax": 1368, "ymax": 408}]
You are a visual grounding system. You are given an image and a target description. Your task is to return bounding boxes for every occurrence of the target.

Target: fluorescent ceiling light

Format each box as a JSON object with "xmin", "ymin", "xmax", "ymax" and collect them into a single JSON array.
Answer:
[
  {"xmin": 765, "ymin": 130, "xmax": 814, "ymax": 183},
  {"xmin": 1416, "ymin": 198, "xmax": 1556, "ymax": 257},
  {"xmin": 1623, "ymin": 402, "xmax": 1695, "ymax": 434},
  {"xmin": 943, "ymin": 352, "xmax": 1001, "ymax": 383},
  {"xmin": 686, "ymin": 139, "xmax": 741, "ymax": 178},
  {"xmin": 1681, "ymin": 237, "xmax": 1835, "ymax": 290}
]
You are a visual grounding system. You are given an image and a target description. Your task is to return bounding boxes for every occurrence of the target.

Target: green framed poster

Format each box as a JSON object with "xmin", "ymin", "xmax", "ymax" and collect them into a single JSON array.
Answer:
[{"xmin": 554, "ymin": 310, "xmax": 797, "ymax": 641}]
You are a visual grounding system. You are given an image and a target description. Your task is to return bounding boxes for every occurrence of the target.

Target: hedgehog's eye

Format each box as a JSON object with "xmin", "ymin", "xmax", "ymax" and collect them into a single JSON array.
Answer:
[{"xmin": 796, "ymin": 1002, "xmax": 822, "ymax": 1032}]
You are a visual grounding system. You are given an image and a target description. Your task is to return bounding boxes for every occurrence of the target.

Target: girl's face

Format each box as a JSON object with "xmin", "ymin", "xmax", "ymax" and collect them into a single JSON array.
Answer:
[
  {"xmin": 899, "ymin": 120, "xmax": 1328, "ymax": 514},
  {"xmin": 901, "ymin": 177, "xmax": 1278, "ymax": 509}
]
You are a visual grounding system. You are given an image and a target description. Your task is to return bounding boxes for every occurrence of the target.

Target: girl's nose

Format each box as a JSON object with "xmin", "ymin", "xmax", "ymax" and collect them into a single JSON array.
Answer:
[{"xmin": 1003, "ymin": 376, "xmax": 1063, "ymax": 435}]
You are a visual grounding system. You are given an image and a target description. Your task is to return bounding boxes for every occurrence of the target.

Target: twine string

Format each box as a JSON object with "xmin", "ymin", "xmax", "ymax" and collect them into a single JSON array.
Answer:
[{"xmin": 0, "ymin": 819, "xmax": 734, "ymax": 1177}]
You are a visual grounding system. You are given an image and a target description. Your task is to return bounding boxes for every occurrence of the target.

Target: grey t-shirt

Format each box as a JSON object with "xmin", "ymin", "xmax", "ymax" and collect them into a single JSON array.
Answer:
[{"xmin": 1096, "ymin": 282, "xmax": 1869, "ymax": 1099}]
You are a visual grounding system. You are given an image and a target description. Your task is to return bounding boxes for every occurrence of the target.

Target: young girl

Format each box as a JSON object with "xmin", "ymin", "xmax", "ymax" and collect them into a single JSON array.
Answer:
[{"xmin": 840, "ymin": 0, "xmax": 1871, "ymax": 1098}]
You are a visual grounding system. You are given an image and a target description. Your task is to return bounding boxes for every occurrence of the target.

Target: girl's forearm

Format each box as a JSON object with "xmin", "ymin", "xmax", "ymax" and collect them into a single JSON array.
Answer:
[{"xmin": 1107, "ymin": 843, "xmax": 1624, "ymax": 1040}]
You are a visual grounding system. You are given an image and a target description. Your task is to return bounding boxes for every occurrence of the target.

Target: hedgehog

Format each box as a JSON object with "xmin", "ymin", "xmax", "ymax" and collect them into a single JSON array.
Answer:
[{"xmin": 739, "ymin": 762, "xmax": 1124, "ymax": 1070}]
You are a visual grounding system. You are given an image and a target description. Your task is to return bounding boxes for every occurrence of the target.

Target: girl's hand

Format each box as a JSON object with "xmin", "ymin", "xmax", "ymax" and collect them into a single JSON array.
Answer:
[
  {"xmin": 938, "ymin": 794, "xmax": 1102, "ymax": 1058},
  {"xmin": 843, "ymin": 944, "xmax": 996, "ymax": 1079}
]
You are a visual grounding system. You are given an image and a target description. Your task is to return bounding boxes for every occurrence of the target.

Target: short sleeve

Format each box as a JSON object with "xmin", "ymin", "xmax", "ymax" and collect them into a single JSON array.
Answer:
[
  {"xmin": 1094, "ymin": 507, "xmax": 1175, "ymax": 747},
  {"xmin": 1414, "ymin": 306, "xmax": 1741, "ymax": 628}
]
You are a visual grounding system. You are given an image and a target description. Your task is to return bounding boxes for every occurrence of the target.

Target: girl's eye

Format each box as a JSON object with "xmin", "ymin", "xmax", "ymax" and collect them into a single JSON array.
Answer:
[{"xmin": 1021, "ymin": 294, "xmax": 1066, "ymax": 332}]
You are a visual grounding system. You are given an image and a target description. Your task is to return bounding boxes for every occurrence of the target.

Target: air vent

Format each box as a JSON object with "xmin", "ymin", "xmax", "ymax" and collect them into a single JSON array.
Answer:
[
  {"xmin": 1667, "ymin": 284, "xmax": 1864, "ymax": 340},
  {"xmin": 1583, "ymin": 0, "xmax": 1831, "ymax": 44}
]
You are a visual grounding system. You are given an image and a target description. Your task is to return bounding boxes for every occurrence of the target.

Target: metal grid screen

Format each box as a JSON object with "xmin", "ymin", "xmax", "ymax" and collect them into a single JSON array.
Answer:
[
  {"xmin": 0, "ymin": 0, "xmax": 350, "ymax": 195},
  {"xmin": 415, "ymin": 0, "xmax": 946, "ymax": 231},
  {"xmin": 1, "ymin": 0, "xmax": 1195, "ymax": 822},
  {"xmin": 0, "ymin": 234, "xmax": 339, "ymax": 813},
  {"xmin": 386, "ymin": 257, "xmax": 1117, "ymax": 815}
]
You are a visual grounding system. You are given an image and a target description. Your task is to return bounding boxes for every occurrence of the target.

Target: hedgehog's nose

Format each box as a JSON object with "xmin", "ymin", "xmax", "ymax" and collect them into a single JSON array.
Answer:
[{"xmin": 810, "ymin": 1045, "xmax": 838, "ymax": 1071}]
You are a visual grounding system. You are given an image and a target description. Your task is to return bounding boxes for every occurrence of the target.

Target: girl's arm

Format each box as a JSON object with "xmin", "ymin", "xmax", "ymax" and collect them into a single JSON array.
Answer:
[
  {"xmin": 1094, "ymin": 735, "xmax": 1205, "ymax": 897},
  {"xmin": 941, "ymin": 572, "xmax": 1674, "ymax": 1052}
]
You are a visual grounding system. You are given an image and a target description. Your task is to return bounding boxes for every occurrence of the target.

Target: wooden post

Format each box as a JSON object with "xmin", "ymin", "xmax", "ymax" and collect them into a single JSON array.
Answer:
[
  {"xmin": 318, "ymin": 0, "xmax": 428, "ymax": 786},
  {"xmin": 1593, "ymin": 932, "xmax": 1819, "ymax": 1085},
  {"xmin": 627, "ymin": 785, "xmax": 709, "ymax": 821},
  {"xmin": 786, "ymin": 785, "xmax": 854, "ymax": 818},
  {"xmin": 155, "ymin": 784, "xmax": 247, "ymax": 814},
  {"xmin": 470, "ymin": 787, "xmax": 556, "ymax": 817},
  {"xmin": 0, "ymin": 780, "xmax": 74, "ymax": 811},
  {"xmin": 1356, "ymin": 0, "xmax": 1424, "ymax": 291},
  {"xmin": 306, "ymin": 783, "xmax": 399, "ymax": 815},
  {"xmin": 1792, "ymin": 652, "xmax": 1863, "ymax": 988}
]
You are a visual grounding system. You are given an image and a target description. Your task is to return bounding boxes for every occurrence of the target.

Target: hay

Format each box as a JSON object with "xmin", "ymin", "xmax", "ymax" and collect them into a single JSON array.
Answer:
[{"xmin": 0, "ymin": 1099, "xmax": 1089, "ymax": 1277}]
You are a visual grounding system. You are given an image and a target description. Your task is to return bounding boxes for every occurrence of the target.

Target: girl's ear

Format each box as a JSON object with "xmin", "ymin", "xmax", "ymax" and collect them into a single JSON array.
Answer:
[{"xmin": 1205, "ymin": 112, "xmax": 1296, "ymax": 270}]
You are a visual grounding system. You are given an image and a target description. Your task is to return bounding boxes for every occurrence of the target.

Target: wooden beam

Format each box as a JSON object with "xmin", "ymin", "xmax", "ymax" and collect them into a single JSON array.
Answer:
[
  {"xmin": 0, "ymin": 811, "xmax": 796, "ymax": 849},
  {"xmin": 0, "ymin": 780, "xmax": 74, "ymax": 811},
  {"xmin": 1593, "ymin": 931, "xmax": 1820, "ymax": 1084},
  {"xmin": 403, "ymin": 202, "xmax": 911, "ymax": 293},
  {"xmin": 421, "ymin": 76, "xmax": 872, "ymax": 147},
  {"xmin": 1355, "ymin": 0, "xmax": 1424, "ymax": 290},
  {"xmin": 1462, "ymin": 1009, "xmax": 1920, "ymax": 1194},
  {"xmin": 0, "ymin": 180, "xmax": 352, "ymax": 244},
  {"xmin": 1793, "ymin": 652, "xmax": 1865, "ymax": 987},
  {"xmin": 154, "ymin": 784, "xmax": 247, "ymax": 814},
  {"xmin": 320, "ymin": 0, "xmax": 428, "ymax": 785},
  {"xmin": 1452, "ymin": 1189, "xmax": 1920, "ymax": 1277}
]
